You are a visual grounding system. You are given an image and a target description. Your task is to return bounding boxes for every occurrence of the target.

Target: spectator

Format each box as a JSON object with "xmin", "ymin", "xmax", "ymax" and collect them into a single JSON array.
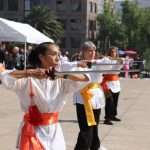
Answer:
[{"xmin": 0, "ymin": 42, "xmax": 5, "ymax": 63}]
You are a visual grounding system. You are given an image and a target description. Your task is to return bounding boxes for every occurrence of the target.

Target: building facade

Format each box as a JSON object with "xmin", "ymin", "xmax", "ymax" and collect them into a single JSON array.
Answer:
[
  {"xmin": 0, "ymin": 0, "xmax": 24, "ymax": 21},
  {"xmin": 27, "ymin": 0, "xmax": 99, "ymax": 50},
  {"xmin": 0, "ymin": 0, "xmax": 101, "ymax": 51}
]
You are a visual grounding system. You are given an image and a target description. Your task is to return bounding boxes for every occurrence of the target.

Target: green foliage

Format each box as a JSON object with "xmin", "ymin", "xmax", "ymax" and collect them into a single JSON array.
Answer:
[
  {"xmin": 97, "ymin": 0, "xmax": 150, "ymax": 68},
  {"xmin": 143, "ymin": 48, "xmax": 150, "ymax": 70},
  {"xmin": 97, "ymin": 0, "xmax": 126, "ymax": 53},
  {"xmin": 25, "ymin": 6, "xmax": 64, "ymax": 41},
  {"xmin": 121, "ymin": 0, "xmax": 143, "ymax": 49}
]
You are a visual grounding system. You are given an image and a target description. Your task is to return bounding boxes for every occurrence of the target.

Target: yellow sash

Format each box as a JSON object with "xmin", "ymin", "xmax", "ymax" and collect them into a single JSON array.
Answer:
[{"xmin": 80, "ymin": 83, "xmax": 100, "ymax": 126}]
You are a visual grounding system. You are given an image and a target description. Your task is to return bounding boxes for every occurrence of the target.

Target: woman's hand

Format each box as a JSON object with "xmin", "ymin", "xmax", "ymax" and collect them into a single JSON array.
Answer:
[
  {"xmin": 45, "ymin": 68, "xmax": 56, "ymax": 80},
  {"xmin": 77, "ymin": 60, "xmax": 88, "ymax": 68},
  {"xmin": 77, "ymin": 60, "xmax": 93, "ymax": 68},
  {"xmin": 28, "ymin": 68, "xmax": 48, "ymax": 79},
  {"xmin": 9, "ymin": 68, "xmax": 49, "ymax": 79}
]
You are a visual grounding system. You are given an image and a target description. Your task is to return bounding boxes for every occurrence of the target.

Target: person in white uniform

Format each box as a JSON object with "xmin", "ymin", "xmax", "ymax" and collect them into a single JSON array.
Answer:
[
  {"xmin": 0, "ymin": 42, "xmax": 89, "ymax": 150},
  {"xmin": 73, "ymin": 41, "xmax": 109, "ymax": 150},
  {"xmin": 103, "ymin": 47, "xmax": 122, "ymax": 125}
]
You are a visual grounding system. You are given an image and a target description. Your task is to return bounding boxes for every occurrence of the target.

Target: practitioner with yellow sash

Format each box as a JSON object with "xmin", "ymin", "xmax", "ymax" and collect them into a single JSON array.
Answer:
[{"xmin": 73, "ymin": 41, "xmax": 109, "ymax": 150}]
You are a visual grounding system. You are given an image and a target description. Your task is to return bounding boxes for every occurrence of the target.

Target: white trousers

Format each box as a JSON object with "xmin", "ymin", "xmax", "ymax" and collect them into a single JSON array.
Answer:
[
  {"xmin": 36, "ymin": 123, "xmax": 66, "ymax": 150},
  {"xmin": 17, "ymin": 122, "xmax": 66, "ymax": 150}
]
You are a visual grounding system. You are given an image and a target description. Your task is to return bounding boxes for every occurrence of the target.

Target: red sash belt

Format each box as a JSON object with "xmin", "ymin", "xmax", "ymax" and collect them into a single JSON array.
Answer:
[
  {"xmin": 103, "ymin": 74, "xmax": 119, "ymax": 81},
  {"xmin": 101, "ymin": 75, "xmax": 119, "ymax": 93},
  {"xmin": 19, "ymin": 106, "xmax": 58, "ymax": 150}
]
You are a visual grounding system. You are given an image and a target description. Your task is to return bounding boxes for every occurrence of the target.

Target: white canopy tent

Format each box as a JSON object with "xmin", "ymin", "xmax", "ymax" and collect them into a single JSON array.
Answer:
[
  {"xmin": 0, "ymin": 17, "xmax": 54, "ymax": 67},
  {"xmin": 0, "ymin": 17, "xmax": 54, "ymax": 44}
]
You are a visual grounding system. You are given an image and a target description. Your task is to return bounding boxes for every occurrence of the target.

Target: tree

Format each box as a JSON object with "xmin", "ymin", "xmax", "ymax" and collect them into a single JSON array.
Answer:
[
  {"xmin": 121, "ymin": 0, "xmax": 143, "ymax": 49},
  {"xmin": 97, "ymin": 0, "xmax": 150, "ymax": 69},
  {"xmin": 139, "ymin": 8, "xmax": 150, "ymax": 51},
  {"xmin": 97, "ymin": 0, "xmax": 126, "ymax": 53},
  {"xmin": 25, "ymin": 6, "xmax": 64, "ymax": 41}
]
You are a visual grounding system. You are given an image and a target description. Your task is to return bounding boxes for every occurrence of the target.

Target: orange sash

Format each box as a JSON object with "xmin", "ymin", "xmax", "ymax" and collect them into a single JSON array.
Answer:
[
  {"xmin": 19, "ymin": 106, "xmax": 58, "ymax": 150},
  {"xmin": 103, "ymin": 74, "xmax": 119, "ymax": 81},
  {"xmin": 101, "ymin": 74, "xmax": 119, "ymax": 93},
  {"xmin": 0, "ymin": 64, "xmax": 5, "ymax": 72}
]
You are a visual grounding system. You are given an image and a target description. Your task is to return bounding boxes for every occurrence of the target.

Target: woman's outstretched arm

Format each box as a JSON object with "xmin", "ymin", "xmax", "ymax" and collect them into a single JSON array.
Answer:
[{"xmin": 9, "ymin": 69, "xmax": 47, "ymax": 79}]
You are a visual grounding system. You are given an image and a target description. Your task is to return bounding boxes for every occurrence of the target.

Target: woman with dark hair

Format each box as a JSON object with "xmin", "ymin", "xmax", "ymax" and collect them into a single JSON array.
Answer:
[{"xmin": 0, "ymin": 42, "xmax": 89, "ymax": 150}]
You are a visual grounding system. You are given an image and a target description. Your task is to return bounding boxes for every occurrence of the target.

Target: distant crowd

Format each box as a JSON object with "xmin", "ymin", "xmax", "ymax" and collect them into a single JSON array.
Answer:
[{"xmin": 0, "ymin": 42, "xmax": 146, "ymax": 78}]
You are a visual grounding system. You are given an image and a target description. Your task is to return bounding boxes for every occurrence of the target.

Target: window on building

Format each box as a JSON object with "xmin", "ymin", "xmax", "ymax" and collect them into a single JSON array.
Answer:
[
  {"xmin": 56, "ymin": 0, "xmax": 65, "ymax": 11},
  {"xmin": 91, "ymin": 31, "xmax": 96, "ymax": 40},
  {"xmin": 71, "ymin": 0, "xmax": 81, "ymax": 12},
  {"xmin": 56, "ymin": 0, "xmax": 62, "ymax": 5},
  {"xmin": 90, "ymin": 2, "xmax": 93, "ymax": 12},
  {"xmin": 30, "ymin": 0, "xmax": 50, "ymax": 8},
  {"xmin": 70, "ymin": 37, "xmax": 81, "ymax": 48},
  {"xmin": 24, "ymin": 0, "xmax": 31, "ymax": 17},
  {"xmin": 0, "ymin": 0, "xmax": 4, "ymax": 10},
  {"xmin": 30, "ymin": 0, "xmax": 38, "ymax": 8},
  {"xmin": 8, "ymin": 0, "xmax": 18, "ymax": 11},
  {"xmin": 57, "ymin": 19, "xmax": 67, "ymax": 30},
  {"xmin": 60, "ymin": 37, "xmax": 66, "ymax": 48},
  {"xmin": 88, "ymin": 31, "xmax": 96, "ymax": 40},
  {"xmin": 94, "ymin": 3, "xmax": 97, "ymax": 13},
  {"xmin": 25, "ymin": 0, "xmax": 31, "ymax": 11},
  {"xmin": 70, "ymin": 19, "xmax": 81, "ymax": 31},
  {"xmin": 89, "ymin": 20, "xmax": 96, "ymax": 31}
]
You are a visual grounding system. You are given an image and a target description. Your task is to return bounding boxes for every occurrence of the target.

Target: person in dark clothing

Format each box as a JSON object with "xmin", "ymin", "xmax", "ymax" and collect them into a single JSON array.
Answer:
[
  {"xmin": 0, "ymin": 49, "xmax": 5, "ymax": 63},
  {"xmin": 5, "ymin": 46, "xmax": 20, "ymax": 69}
]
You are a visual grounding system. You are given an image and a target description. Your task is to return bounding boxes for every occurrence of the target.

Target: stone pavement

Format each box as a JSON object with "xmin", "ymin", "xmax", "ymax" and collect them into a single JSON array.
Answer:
[{"xmin": 0, "ymin": 79, "xmax": 150, "ymax": 150}]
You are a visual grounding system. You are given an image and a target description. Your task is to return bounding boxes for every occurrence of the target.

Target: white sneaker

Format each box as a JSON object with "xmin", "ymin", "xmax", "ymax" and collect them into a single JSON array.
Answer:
[{"xmin": 99, "ymin": 145, "xmax": 107, "ymax": 150}]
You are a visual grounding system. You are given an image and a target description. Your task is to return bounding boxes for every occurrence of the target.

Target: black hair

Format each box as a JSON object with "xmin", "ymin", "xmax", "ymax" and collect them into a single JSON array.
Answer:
[{"xmin": 28, "ymin": 42, "xmax": 58, "ymax": 68}]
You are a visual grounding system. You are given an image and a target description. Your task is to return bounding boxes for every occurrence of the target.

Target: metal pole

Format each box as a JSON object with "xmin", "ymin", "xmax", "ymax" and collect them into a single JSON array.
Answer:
[
  {"xmin": 54, "ymin": 69, "xmax": 140, "ymax": 75},
  {"xmin": 24, "ymin": 42, "xmax": 27, "ymax": 69}
]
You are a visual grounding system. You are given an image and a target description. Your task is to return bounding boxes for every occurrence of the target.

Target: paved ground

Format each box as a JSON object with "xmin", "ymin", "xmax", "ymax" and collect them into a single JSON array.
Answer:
[{"xmin": 0, "ymin": 79, "xmax": 150, "ymax": 150}]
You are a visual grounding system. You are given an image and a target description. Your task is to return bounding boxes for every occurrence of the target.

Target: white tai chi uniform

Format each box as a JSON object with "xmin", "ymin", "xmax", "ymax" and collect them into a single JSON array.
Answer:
[
  {"xmin": 106, "ymin": 77, "xmax": 121, "ymax": 93},
  {"xmin": 104, "ymin": 59, "xmax": 122, "ymax": 93},
  {"xmin": 0, "ymin": 70, "xmax": 88, "ymax": 150},
  {"xmin": 73, "ymin": 57, "xmax": 123, "ymax": 150},
  {"xmin": 73, "ymin": 57, "xmax": 114, "ymax": 150},
  {"xmin": 73, "ymin": 57, "xmax": 118, "ymax": 109},
  {"xmin": 73, "ymin": 70, "xmax": 105, "ymax": 109}
]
